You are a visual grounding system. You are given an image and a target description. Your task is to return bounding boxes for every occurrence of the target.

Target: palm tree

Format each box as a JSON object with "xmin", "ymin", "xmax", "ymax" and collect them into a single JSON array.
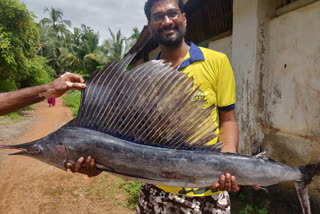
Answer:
[
  {"xmin": 127, "ymin": 27, "xmax": 141, "ymax": 49},
  {"xmin": 60, "ymin": 25, "xmax": 107, "ymax": 74},
  {"xmin": 129, "ymin": 27, "xmax": 141, "ymax": 41},
  {"xmin": 40, "ymin": 7, "xmax": 71, "ymax": 39},
  {"xmin": 38, "ymin": 7, "xmax": 72, "ymax": 75},
  {"xmin": 101, "ymin": 28, "xmax": 129, "ymax": 61}
]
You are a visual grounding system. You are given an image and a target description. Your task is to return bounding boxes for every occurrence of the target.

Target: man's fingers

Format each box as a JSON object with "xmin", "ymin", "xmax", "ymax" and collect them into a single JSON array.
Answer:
[
  {"xmin": 218, "ymin": 174, "xmax": 225, "ymax": 191},
  {"xmin": 69, "ymin": 73, "xmax": 85, "ymax": 83},
  {"xmin": 66, "ymin": 162, "xmax": 74, "ymax": 172},
  {"xmin": 211, "ymin": 183, "xmax": 219, "ymax": 192},
  {"xmin": 71, "ymin": 74, "xmax": 85, "ymax": 83},
  {"xmin": 66, "ymin": 82, "xmax": 86, "ymax": 90},
  {"xmin": 90, "ymin": 158, "xmax": 96, "ymax": 169},
  {"xmin": 252, "ymin": 185, "xmax": 260, "ymax": 191},
  {"xmin": 86, "ymin": 156, "xmax": 92, "ymax": 168},
  {"xmin": 75, "ymin": 157, "xmax": 84, "ymax": 172},
  {"xmin": 231, "ymin": 176, "xmax": 240, "ymax": 192},
  {"xmin": 60, "ymin": 72, "xmax": 84, "ymax": 83},
  {"xmin": 225, "ymin": 173, "xmax": 231, "ymax": 192}
]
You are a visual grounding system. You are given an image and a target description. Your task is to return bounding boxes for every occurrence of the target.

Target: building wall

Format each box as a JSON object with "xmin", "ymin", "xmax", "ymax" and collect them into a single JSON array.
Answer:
[
  {"xmin": 208, "ymin": 35, "xmax": 233, "ymax": 63},
  {"xmin": 232, "ymin": 0, "xmax": 320, "ymax": 210},
  {"xmin": 232, "ymin": 0, "xmax": 264, "ymax": 154},
  {"xmin": 262, "ymin": 0, "xmax": 320, "ymax": 182}
]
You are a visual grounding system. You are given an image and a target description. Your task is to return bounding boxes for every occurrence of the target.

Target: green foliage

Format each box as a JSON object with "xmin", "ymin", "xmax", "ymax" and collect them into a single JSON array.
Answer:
[
  {"xmin": 73, "ymin": 70, "xmax": 90, "ymax": 80},
  {"xmin": 230, "ymin": 191, "xmax": 269, "ymax": 214},
  {"xmin": 21, "ymin": 56, "xmax": 55, "ymax": 87},
  {"xmin": 70, "ymin": 25, "xmax": 107, "ymax": 74},
  {"xmin": 122, "ymin": 181, "xmax": 141, "ymax": 209},
  {"xmin": 239, "ymin": 205, "xmax": 268, "ymax": 214},
  {"xmin": 0, "ymin": 0, "xmax": 40, "ymax": 83},
  {"xmin": 0, "ymin": 105, "xmax": 34, "ymax": 123},
  {"xmin": 38, "ymin": 7, "xmax": 72, "ymax": 75},
  {"xmin": 101, "ymin": 28, "xmax": 129, "ymax": 61},
  {"xmin": 0, "ymin": 79, "xmax": 17, "ymax": 92},
  {"xmin": 63, "ymin": 90, "xmax": 81, "ymax": 117}
]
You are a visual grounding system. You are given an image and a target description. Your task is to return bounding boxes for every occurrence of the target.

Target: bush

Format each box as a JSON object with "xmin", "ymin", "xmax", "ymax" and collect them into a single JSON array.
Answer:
[
  {"xmin": 0, "ymin": 79, "xmax": 18, "ymax": 92},
  {"xmin": 20, "ymin": 56, "xmax": 56, "ymax": 87},
  {"xmin": 63, "ymin": 90, "xmax": 81, "ymax": 117}
]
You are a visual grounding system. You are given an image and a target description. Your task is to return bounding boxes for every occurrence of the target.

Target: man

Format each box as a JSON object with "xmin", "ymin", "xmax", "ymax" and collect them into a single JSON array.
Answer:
[
  {"xmin": 69, "ymin": 0, "xmax": 240, "ymax": 212},
  {"xmin": 0, "ymin": 72, "xmax": 86, "ymax": 116},
  {"xmin": 135, "ymin": 0, "xmax": 239, "ymax": 213}
]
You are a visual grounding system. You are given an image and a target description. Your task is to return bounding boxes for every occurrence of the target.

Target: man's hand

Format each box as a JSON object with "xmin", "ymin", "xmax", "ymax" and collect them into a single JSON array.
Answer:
[
  {"xmin": 211, "ymin": 173, "xmax": 240, "ymax": 192},
  {"xmin": 66, "ymin": 156, "xmax": 102, "ymax": 177},
  {"xmin": 211, "ymin": 173, "xmax": 260, "ymax": 192},
  {"xmin": 43, "ymin": 72, "xmax": 86, "ymax": 98}
]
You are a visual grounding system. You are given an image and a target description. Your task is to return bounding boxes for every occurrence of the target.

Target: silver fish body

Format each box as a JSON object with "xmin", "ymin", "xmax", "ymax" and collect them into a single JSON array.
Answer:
[{"xmin": 36, "ymin": 126, "xmax": 302, "ymax": 188}]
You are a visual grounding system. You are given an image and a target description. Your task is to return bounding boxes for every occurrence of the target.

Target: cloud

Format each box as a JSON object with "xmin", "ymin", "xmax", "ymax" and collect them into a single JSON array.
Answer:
[{"xmin": 21, "ymin": 0, "xmax": 148, "ymax": 42}]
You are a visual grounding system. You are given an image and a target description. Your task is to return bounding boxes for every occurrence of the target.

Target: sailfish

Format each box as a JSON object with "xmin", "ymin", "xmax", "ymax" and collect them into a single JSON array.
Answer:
[{"xmin": 1, "ymin": 54, "xmax": 320, "ymax": 214}]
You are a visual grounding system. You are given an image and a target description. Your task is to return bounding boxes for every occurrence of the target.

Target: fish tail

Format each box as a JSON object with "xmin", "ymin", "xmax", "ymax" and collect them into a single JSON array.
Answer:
[
  {"xmin": 300, "ymin": 163, "xmax": 320, "ymax": 185},
  {"xmin": 295, "ymin": 163, "xmax": 320, "ymax": 214}
]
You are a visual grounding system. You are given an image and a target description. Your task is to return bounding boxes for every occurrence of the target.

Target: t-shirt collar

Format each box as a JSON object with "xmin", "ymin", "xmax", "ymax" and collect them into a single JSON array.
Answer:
[{"xmin": 154, "ymin": 41, "xmax": 205, "ymax": 70}]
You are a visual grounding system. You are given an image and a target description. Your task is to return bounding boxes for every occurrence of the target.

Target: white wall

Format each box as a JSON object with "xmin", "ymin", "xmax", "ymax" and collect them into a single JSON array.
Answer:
[
  {"xmin": 209, "ymin": 36, "xmax": 232, "ymax": 63},
  {"xmin": 262, "ymin": 1, "xmax": 320, "ymax": 164}
]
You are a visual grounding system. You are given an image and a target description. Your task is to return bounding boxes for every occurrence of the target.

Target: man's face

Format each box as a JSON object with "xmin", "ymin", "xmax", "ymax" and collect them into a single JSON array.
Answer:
[{"xmin": 148, "ymin": 0, "xmax": 187, "ymax": 47}]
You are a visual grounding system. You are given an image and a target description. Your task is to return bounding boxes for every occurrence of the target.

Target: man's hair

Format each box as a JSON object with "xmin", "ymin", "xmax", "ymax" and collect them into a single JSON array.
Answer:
[{"xmin": 144, "ymin": 0, "xmax": 184, "ymax": 21}]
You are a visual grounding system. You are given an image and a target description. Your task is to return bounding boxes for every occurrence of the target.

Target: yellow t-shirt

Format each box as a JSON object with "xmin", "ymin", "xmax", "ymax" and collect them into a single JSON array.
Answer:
[{"xmin": 155, "ymin": 42, "xmax": 236, "ymax": 196}]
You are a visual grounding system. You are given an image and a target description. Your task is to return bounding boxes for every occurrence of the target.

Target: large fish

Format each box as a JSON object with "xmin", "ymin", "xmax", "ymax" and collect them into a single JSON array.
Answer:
[{"xmin": 1, "ymin": 54, "xmax": 319, "ymax": 214}]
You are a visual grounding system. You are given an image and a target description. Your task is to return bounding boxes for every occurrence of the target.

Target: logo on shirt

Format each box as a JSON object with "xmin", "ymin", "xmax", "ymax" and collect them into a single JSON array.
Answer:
[{"xmin": 193, "ymin": 90, "xmax": 205, "ymax": 101}]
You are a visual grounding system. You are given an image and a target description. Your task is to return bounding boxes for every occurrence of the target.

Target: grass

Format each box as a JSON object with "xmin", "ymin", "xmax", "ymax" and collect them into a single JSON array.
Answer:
[
  {"xmin": 239, "ymin": 205, "xmax": 268, "ymax": 214},
  {"xmin": 41, "ymin": 172, "xmax": 140, "ymax": 211},
  {"xmin": 63, "ymin": 90, "xmax": 81, "ymax": 117},
  {"xmin": 122, "ymin": 181, "xmax": 142, "ymax": 209},
  {"xmin": 0, "ymin": 105, "xmax": 34, "ymax": 125}
]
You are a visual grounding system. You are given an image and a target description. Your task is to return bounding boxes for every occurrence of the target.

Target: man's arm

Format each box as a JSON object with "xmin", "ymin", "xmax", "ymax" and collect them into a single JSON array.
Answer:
[
  {"xmin": 0, "ymin": 72, "xmax": 86, "ymax": 116},
  {"xmin": 219, "ymin": 109, "xmax": 239, "ymax": 153},
  {"xmin": 212, "ymin": 109, "xmax": 240, "ymax": 192}
]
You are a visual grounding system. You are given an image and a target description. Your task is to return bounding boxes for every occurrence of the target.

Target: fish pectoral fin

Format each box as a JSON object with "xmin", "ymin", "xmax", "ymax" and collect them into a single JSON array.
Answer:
[{"xmin": 95, "ymin": 163, "xmax": 115, "ymax": 172}]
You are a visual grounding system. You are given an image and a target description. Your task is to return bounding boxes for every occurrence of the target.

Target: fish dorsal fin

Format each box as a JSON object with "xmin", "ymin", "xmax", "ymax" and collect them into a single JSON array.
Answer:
[
  {"xmin": 71, "ymin": 54, "xmax": 218, "ymax": 150},
  {"xmin": 255, "ymin": 151, "xmax": 269, "ymax": 160},
  {"xmin": 255, "ymin": 151, "xmax": 279, "ymax": 163}
]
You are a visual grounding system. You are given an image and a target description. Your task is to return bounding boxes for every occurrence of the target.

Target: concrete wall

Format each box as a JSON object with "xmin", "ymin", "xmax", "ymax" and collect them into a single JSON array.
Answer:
[
  {"xmin": 263, "ymin": 0, "xmax": 320, "ymax": 164},
  {"xmin": 261, "ymin": 0, "xmax": 320, "ymax": 204},
  {"xmin": 232, "ymin": 0, "xmax": 266, "ymax": 154},
  {"xmin": 208, "ymin": 35, "xmax": 233, "ymax": 63},
  {"xmin": 232, "ymin": 0, "xmax": 320, "ymax": 211}
]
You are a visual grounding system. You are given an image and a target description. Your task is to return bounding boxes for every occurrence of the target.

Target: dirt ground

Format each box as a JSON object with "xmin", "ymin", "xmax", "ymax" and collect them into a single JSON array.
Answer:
[{"xmin": 0, "ymin": 97, "xmax": 134, "ymax": 214}]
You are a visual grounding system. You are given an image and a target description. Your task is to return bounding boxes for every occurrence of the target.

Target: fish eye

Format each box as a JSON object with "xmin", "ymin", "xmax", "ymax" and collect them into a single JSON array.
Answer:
[{"xmin": 33, "ymin": 147, "xmax": 41, "ymax": 153}]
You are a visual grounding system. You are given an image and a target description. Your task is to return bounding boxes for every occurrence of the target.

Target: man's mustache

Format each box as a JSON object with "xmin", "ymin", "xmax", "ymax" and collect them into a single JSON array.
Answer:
[{"xmin": 159, "ymin": 25, "xmax": 179, "ymax": 33}]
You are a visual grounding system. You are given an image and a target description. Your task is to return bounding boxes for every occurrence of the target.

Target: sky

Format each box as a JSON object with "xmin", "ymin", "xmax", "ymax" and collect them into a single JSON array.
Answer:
[{"xmin": 20, "ymin": 0, "xmax": 148, "ymax": 43}]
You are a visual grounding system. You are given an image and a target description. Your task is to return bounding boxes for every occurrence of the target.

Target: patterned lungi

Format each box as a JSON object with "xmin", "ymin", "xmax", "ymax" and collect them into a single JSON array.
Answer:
[{"xmin": 136, "ymin": 184, "xmax": 231, "ymax": 214}]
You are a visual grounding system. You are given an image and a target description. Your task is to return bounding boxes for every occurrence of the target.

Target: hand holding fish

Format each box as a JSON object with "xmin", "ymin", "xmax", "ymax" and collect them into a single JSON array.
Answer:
[
  {"xmin": 42, "ymin": 72, "xmax": 86, "ymax": 99},
  {"xmin": 0, "ymin": 72, "xmax": 86, "ymax": 116},
  {"xmin": 65, "ymin": 156, "xmax": 102, "ymax": 177},
  {"xmin": 211, "ymin": 173, "xmax": 240, "ymax": 192}
]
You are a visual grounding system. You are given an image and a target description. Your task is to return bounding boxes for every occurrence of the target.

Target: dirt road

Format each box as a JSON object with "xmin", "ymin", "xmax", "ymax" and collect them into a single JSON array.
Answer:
[{"xmin": 0, "ymin": 98, "xmax": 134, "ymax": 214}]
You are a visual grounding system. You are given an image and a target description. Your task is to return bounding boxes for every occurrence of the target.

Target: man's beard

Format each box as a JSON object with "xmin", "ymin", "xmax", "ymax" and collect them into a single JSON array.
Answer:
[{"xmin": 151, "ymin": 23, "xmax": 187, "ymax": 48}]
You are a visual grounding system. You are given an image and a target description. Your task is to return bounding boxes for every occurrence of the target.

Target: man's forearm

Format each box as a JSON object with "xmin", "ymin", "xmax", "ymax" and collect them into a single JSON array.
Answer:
[
  {"xmin": 0, "ymin": 72, "xmax": 86, "ymax": 116},
  {"xmin": 0, "ymin": 84, "xmax": 49, "ymax": 116},
  {"xmin": 219, "ymin": 121, "xmax": 239, "ymax": 153},
  {"xmin": 219, "ymin": 110, "xmax": 239, "ymax": 153}
]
